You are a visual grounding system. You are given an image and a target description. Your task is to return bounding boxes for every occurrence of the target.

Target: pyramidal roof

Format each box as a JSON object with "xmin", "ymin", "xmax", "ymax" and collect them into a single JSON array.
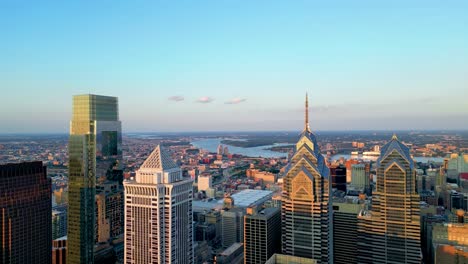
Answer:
[
  {"xmin": 377, "ymin": 134, "xmax": 414, "ymax": 169},
  {"xmin": 140, "ymin": 145, "xmax": 178, "ymax": 171}
]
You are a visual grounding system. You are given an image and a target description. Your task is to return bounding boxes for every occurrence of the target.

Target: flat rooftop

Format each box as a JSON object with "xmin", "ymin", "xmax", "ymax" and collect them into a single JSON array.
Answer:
[{"xmin": 221, "ymin": 189, "xmax": 273, "ymax": 208}]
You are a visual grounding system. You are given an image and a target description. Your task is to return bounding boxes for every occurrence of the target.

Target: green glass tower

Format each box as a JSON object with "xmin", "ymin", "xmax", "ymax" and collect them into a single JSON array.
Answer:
[{"xmin": 68, "ymin": 95, "xmax": 121, "ymax": 264}]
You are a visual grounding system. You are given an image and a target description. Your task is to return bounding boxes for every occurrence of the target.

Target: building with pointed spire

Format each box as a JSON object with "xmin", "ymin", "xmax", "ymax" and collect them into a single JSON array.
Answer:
[
  {"xmin": 124, "ymin": 145, "xmax": 193, "ymax": 264},
  {"xmin": 281, "ymin": 94, "xmax": 331, "ymax": 263},
  {"xmin": 357, "ymin": 134, "xmax": 421, "ymax": 263}
]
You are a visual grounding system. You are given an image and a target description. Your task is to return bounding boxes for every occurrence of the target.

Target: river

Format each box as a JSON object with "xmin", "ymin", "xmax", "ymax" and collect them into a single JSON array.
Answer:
[
  {"xmin": 190, "ymin": 138, "xmax": 288, "ymax": 158},
  {"xmin": 191, "ymin": 138, "xmax": 445, "ymax": 163}
]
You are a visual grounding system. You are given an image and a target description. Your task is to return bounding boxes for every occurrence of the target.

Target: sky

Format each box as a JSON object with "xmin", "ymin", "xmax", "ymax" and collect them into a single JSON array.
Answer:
[{"xmin": 1, "ymin": 0, "xmax": 467, "ymax": 133}]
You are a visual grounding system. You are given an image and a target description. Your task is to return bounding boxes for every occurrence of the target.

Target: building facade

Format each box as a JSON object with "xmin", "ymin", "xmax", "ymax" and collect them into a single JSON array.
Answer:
[
  {"xmin": 281, "ymin": 95, "xmax": 331, "ymax": 263},
  {"xmin": 332, "ymin": 200, "xmax": 360, "ymax": 264},
  {"xmin": 244, "ymin": 207, "xmax": 281, "ymax": 264},
  {"xmin": 358, "ymin": 135, "xmax": 421, "ymax": 263},
  {"xmin": 221, "ymin": 208, "xmax": 245, "ymax": 248},
  {"xmin": 350, "ymin": 163, "xmax": 370, "ymax": 193},
  {"xmin": 68, "ymin": 94, "xmax": 122, "ymax": 264},
  {"xmin": 124, "ymin": 145, "xmax": 193, "ymax": 263},
  {"xmin": 52, "ymin": 237, "xmax": 67, "ymax": 264},
  {"xmin": 329, "ymin": 163, "xmax": 346, "ymax": 192},
  {"xmin": 52, "ymin": 208, "xmax": 68, "ymax": 240},
  {"xmin": 0, "ymin": 161, "xmax": 52, "ymax": 264}
]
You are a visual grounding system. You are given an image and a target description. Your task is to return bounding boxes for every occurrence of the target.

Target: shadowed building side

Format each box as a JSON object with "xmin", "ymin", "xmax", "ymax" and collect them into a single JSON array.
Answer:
[{"xmin": 0, "ymin": 161, "xmax": 52, "ymax": 264}]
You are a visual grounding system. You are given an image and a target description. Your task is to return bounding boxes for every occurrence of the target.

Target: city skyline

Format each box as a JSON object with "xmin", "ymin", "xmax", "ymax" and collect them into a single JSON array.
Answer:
[{"xmin": 1, "ymin": 1, "xmax": 468, "ymax": 133}]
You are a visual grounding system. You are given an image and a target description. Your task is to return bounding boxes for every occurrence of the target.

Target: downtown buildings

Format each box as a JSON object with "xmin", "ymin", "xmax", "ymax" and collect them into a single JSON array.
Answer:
[
  {"xmin": 358, "ymin": 135, "xmax": 421, "ymax": 263},
  {"xmin": 124, "ymin": 145, "xmax": 194, "ymax": 263},
  {"xmin": 281, "ymin": 95, "xmax": 332, "ymax": 263},
  {"xmin": 68, "ymin": 94, "xmax": 122, "ymax": 263},
  {"xmin": 0, "ymin": 161, "xmax": 52, "ymax": 264},
  {"xmin": 244, "ymin": 206, "xmax": 281, "ymax": 264}
]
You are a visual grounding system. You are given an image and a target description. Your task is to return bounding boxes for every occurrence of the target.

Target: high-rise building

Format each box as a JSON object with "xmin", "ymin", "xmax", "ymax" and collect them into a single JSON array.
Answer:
[
  {"xmin": 432, "ymin": 220, "xmax": 468, "ymax": 263},
  {"xmin": 52, "ymin": 208, "xmax": 68, "ymax": 239},
  {"xmin": 124, "ymin": 145, "xmax": 193, "ymax": 263},
  {"xmin": 68, "ymin": 94, "xmax": 122, "ymax": 264},
  {"xmin": 332, "ymin": 199, "xmax": 361, "ymax": 264},
  {"xmin": 345, "ymin": 159, "xmax": 359, "ymax": 183},
  {"xmin": 281, "ymin": 94, "xmax": 331, "ymax": 263},
  {"xmin": 329, "ymin": 163, "xmax": 346, "ymax": 192},
  {"xmin": 205, "ymin": 210, "xmax": 222, "ymax": 248},
  {"xmin": 244, "ymin": 207, "xmax": 281, "ymax": 264},
  {"xmin": 358, "ymin": 135, "xmax": 421, "ymax": 263},
  {"xmin": 221, "ymin": 208, "xmax": 245, "ymax": 248},
  {"xmin": 0, "ymin": 161, "xmax": 52, "ymax": 264},
  {"xmin": 350, "ymin": 163, "xmax": 370, "ymax": 193}
]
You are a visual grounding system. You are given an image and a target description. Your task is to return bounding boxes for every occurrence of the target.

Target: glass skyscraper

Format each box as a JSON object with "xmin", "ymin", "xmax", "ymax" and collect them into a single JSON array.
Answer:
[
  {"xmin": 358, "ymin": 135, "xmax": 421, "ymax": 263},
  {"xmin": 281, "ymin": 95, "xmax": 331, "ymax": 263},
  {"xmin": 68, "ymin": 94, "xmax": 121, "ymax": 264},
  {"xmin": 0, "ymin": 161, "xmax": 52, "ymax": 264}
]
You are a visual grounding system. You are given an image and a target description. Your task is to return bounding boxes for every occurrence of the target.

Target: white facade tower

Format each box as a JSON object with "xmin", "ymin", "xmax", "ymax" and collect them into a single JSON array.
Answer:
[{"xmin": 124, "ymin": 145, "xmax": 194, "ymax": 264}]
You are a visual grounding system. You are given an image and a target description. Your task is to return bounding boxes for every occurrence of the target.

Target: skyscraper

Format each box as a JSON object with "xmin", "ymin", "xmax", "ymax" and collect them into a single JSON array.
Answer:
[
  {"xmin": 358, "ymin": 135, "xmax": 421, "ymax": 263},
  {"xmin": 0, "ymin": 161, "xmax": 52, "ymax": 264},
  {"xmin": 332, "ymin": 198, "xmax": 361, "ymax": 264},
  {"xmin": 221, "ymin": 209, "xmax": 245, "ymax": 249},
  {"xmin": 124, "ymin": 145, "xmax": 193, "ymax": 263},
  {"xmin": 329, "ymin": 163, "xmax": 347, "ymax": 192},
  {"xmin": 68, "ymin": 94, "xmax": 121, "ymax": 264},
  {"xmin": 350, "ymin": 163, "xmax": 370, "ymax": 193},
  {"xmin": 281, "ymin": 94, "xmax": 331, "ymax": 263},
  {"xmin": 244, "ymin": 207, "xmax": 281, "ymax": 264}
]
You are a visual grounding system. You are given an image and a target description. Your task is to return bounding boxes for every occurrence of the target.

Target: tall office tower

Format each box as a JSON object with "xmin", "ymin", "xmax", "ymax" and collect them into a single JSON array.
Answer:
[
  {"xmin": 345, "ymin": 159, "xmax": 359, "ymax": 183},
  {"xmin": 357, "ymin": 135, "xmax": 421, "ymax": 264},
  {"xmin": 221, "ymin": 208, "xmax": 245, "ymax": 248},
  {"xmin": 68, "ymin": 94, "xmax": 122, "ymax": 264},
  {"xmin": 244, "ymin": 207, "xmax": 281, "ymax": 264},
  {"xmin": 124, "ymin": 145, "xmax": 193, "ymax": 263},
  {"xmin": 0, "ymin": 162, "xmax": 52, "ymax": 264},
  {"xmin": 330, "ymin": 163, "xmax": 347, "ymax": 192},
  {"xmin": 281, "ymin": 94, "xmax": 331, "ymax": 263},
  {"xmin": 205, "ymin": 210, "xmax": 222, "ymax": 248},
  {"xmin": 350, "ymin": 163, "xmax": 370, "ymax": 193},
  {"xmin": 332, "ymin": 199, "xmax": 361, "ymax": 264}
]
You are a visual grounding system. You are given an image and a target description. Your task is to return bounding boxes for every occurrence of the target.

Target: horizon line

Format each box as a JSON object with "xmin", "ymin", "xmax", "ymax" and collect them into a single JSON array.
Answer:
[{"xmin": 1, "ymin": 129, "xmax": 468, "ymax": 136}]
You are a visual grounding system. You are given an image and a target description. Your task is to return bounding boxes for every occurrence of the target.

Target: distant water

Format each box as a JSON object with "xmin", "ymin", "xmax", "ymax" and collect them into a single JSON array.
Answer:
[
  {"xmin": 192, "ymin": 138, "xmax": 445, "ymax": 163},
  {"xmin": 191, "ymin": 138, "xmax": 288, "ymax": 158},
  {"xmin": 330, "ymin": 154, "xmax": 445, "ymax": 163}
]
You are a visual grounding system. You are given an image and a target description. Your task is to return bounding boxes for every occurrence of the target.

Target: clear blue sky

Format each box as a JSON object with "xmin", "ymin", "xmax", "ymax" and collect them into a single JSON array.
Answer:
[{"xmin": 1, "ymin": 0, "xmax": 467, "ymax": 133}]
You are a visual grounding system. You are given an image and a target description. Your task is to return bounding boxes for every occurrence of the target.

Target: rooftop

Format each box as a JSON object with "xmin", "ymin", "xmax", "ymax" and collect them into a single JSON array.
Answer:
[
  {"xmin": 140, "ymin": 145, "xmax": 178, "ymax": 171},
  {"xmin": 222, "ymin": 189, "xmax": 273, "ymax": 207}
]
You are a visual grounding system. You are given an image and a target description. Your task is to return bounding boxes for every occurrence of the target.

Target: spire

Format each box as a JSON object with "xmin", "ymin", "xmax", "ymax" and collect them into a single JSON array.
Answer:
[
  {"xmin": 305, "ymin": 92, "xmax": 310, "ymax": 132},
  {"xmin": 392, "ymin": 133, "xmax": 398, "ymax": 141}
]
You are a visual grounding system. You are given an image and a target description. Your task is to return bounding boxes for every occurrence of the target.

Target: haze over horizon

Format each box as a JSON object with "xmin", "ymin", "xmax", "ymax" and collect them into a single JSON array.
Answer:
[{"xmin": 1, "ymin": 1, "xmax": 468, "ymax": 133}]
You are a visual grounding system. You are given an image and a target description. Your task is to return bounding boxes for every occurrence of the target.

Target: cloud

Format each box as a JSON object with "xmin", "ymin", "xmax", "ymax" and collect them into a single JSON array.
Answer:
[
  {"xmin": 168, "ymin": 95, "xmax": 184, "ymax": 102},
  {"xmin": 225, "ymin": 98, "xmax": 247, "ymax": 104},
  {"xmin": 196, "ymin": 96, "xmax": 214, "ymax": 103}
]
